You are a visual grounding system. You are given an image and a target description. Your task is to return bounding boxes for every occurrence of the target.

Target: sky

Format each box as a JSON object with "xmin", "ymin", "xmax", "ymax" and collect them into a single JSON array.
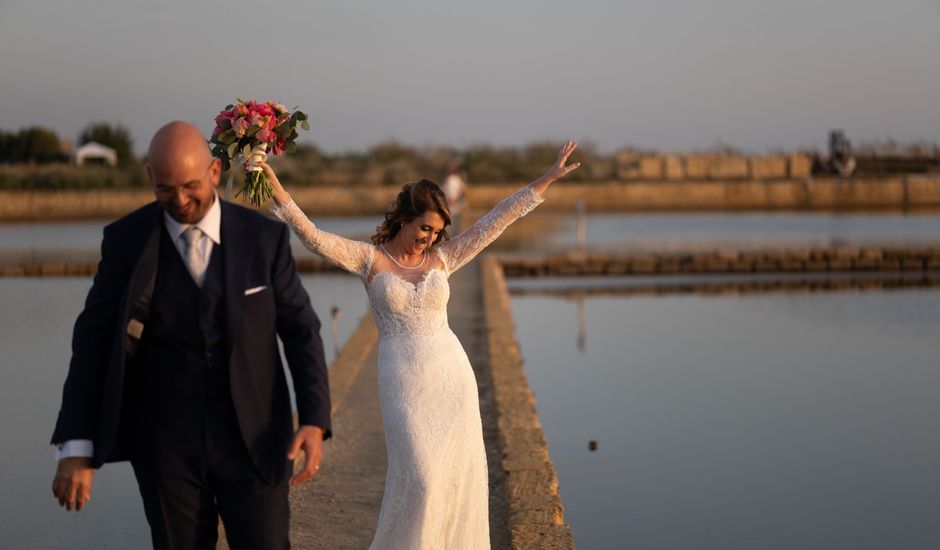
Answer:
[{"xmin": 2, "ymin": 0, "xmax": 939, "ymax": 155}]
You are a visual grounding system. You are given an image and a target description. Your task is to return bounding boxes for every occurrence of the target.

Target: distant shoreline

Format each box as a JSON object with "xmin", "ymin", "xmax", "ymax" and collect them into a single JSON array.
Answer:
[{"xmin": 1, "ymin": 177, "xmax": 940, "ymax": 222}]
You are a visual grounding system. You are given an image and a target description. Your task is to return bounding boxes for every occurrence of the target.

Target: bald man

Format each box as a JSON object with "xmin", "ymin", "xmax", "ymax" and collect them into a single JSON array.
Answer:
[{"xmin": 50, "ymin": 121, "xmax": 331, "ymax": 549}]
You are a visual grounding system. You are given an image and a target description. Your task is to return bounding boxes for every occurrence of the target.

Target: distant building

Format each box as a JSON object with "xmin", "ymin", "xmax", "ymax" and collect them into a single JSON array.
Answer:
[{"xmin": 73, "ymin": 141, "xmax": 118, "ymax": 167}]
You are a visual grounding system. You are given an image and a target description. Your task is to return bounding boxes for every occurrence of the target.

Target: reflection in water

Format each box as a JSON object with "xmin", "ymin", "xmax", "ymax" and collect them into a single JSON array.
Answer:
[
  {"xmin": 577, "ymin": 297, "xmax": 586, "ymax": 353},
  {"xmin": 0, "ymin": 275, "xmax": 367, "ymax": 549},
  {"xmin": 510, "ymin": 286, "xmax": 940, "ymax": 550}
]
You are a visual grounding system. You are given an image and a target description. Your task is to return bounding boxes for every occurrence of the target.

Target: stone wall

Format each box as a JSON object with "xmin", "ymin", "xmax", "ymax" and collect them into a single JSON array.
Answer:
[
  {"xmin": 617, "ymin": 152, "xmax": 813, "ymax": 180},
  {"xmin": 6, "ymin": 247, "xmax": 940, "ymax": 278},
  {"xmin": 499, "ymin": 248, "xmax": 940, "ymax": 277}
]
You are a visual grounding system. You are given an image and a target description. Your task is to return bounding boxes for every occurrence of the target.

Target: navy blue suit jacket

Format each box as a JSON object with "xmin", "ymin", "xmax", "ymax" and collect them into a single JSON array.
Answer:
[{"xmin": 51, "ymin": 199, "xmax": 331, "ymax": 484}]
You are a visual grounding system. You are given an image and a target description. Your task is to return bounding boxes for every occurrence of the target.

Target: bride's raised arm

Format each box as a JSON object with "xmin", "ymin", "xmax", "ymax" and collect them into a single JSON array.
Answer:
[
  {"xmin": 437, "ymin": 140, "xmax": 580, "ymax": 273},
  {"xmin": 258, "ymin": 162, "xmax": 374, "ymax": 280}
]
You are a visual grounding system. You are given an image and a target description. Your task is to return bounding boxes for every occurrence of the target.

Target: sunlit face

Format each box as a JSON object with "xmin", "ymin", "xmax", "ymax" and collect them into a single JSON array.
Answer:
[
  {"xmin": 149, "ymin": 157, "xmax": 221, "ymax": 224},
  {"xmin": 398, "ymin": 210, "xmax": 446, "ymax": 255}
]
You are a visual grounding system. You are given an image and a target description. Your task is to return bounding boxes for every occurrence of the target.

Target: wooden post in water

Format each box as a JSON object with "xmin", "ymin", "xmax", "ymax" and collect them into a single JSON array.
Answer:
[{"xmin": 330, "ymin": 306, "xmax": 342, "ymax": 359}]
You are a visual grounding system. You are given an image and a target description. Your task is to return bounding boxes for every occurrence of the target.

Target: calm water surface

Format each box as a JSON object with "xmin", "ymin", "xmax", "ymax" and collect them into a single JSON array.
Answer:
[
  {"xmin": 3, "ymin": 210, "xmax": 940, "ymax": 548},
  {"xmin": 495, "ymin": 211, "xmax": 940, "ymax": 253},
  {"xmin": 2, "ymin": 212, "xmax": 939, "ymax": 257},
  {"xmin": 509, "ymin": 283, "xmax": 940, "ymax": 550},
  {"xmin": 0, "ymin": 274, "xmax": 367, "ymax": 549},
  {"xmin": 0, "ymin": 216, "xmax": 377, "ymax": 258}
]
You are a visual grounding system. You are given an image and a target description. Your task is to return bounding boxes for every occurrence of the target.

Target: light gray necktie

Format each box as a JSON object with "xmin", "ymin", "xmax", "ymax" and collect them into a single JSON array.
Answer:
[{"xmin": 181, "ymin": 226, "xmax": 207, "ymax": 288}]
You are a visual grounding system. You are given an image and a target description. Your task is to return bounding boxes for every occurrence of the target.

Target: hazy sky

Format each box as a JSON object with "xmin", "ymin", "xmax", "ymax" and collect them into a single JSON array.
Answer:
[{"xmin": 2, "ymin": 0, "xmax": 938, "ymax": 154}]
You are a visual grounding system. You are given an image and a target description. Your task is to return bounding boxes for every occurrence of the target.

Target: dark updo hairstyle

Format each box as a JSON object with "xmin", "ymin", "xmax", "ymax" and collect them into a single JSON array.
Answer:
[{"xmin": 371, "ymin": 178, "xmax": 452, "ymax": 245}]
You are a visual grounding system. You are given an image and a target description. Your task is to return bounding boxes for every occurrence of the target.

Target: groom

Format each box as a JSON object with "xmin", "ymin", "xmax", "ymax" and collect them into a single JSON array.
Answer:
[{"xmin": 50, "ymin": 121, "xmax": 330, "ymax": 549}]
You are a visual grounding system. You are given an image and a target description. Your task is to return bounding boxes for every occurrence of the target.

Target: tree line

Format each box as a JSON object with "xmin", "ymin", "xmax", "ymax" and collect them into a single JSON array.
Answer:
[
  {"xmin": 2, "ymin": 122, "xmax": 938, "ymax": 190},
  {"xmin": 0, "ymin": 123, "xmax": 134, "ymax": 165}
]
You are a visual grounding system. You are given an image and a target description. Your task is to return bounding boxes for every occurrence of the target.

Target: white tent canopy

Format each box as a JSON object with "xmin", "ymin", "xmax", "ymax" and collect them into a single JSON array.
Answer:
[{"xmin": 73, "ymin": 141, "xmax": 118, "ymax": 167}]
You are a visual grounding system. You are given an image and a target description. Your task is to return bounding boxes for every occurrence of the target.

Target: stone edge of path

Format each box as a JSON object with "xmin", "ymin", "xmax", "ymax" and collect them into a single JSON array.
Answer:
[
  {"xmin": 480, "ymin": 255, "xmax": 576, "ymax": 549},
  {"xmin": 326, "ymin": 312, "xmax": 379, "ymax": 415}
]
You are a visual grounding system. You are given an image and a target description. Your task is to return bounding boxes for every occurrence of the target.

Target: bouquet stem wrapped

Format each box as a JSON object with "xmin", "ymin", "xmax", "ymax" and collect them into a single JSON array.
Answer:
[{"xmin": 210, "ymin": 98, "xmax": 310, "ymax": 207}]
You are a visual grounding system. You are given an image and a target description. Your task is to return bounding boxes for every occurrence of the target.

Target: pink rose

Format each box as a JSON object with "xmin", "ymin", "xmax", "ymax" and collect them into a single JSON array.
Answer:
[
  {"xmin": 247, "ymin": 113, "xmax": 264, "ymax": 129},
  {"xmin": 256, "ymin": 128, "xmax": 276, "ymax": 143},
  {"xmin": 256, "ymin": 102, "xmax": 275, "ymax": 117},
  {"xmin": 233, "ymin": 117, "xmax": 250, "ymax": 138}
]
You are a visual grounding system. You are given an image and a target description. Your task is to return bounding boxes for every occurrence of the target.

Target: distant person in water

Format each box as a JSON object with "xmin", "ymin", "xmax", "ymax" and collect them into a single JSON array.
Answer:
[{"xmin": 441, "ymin": 160, "xmax": 468, "ymax": 218}]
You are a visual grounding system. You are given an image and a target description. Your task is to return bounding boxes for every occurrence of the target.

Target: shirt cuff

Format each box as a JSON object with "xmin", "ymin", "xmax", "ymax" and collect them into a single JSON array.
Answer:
[{"xmin": 54, "ymin": 439, "xmax": 94, "ymax": 461}]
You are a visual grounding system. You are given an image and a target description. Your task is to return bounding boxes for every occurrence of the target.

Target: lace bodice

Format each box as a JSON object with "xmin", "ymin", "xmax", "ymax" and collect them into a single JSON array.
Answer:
[{"xmin": 272, "ymin": 186, "xmax": 544, "ymax": 337}]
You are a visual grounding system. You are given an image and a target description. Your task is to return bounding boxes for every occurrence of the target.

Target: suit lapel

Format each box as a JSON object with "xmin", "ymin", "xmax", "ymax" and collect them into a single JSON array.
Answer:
[
  {"xmin": 123, "ymin": 204, "xmax": 162, "ymax": 356},
  {"xmin": 221, "ymin": 200, "xmax": 252, "ymax": 362}
]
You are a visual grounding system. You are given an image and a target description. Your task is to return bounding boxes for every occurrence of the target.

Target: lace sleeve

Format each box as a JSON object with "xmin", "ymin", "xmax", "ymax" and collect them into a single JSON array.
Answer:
[
  {"xmin": 437, "ymin": 186, "xmax": 545, "ymax": 273},
  {"xmin": 272, "ymin": 199, "xmax": 374, "ymax": 279}
]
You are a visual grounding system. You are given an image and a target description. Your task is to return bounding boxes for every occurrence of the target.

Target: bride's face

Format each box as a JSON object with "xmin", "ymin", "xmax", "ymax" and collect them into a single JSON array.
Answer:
[{"xmin": 397, "ymin": 211, "xmax": 445, "ymax": 255}]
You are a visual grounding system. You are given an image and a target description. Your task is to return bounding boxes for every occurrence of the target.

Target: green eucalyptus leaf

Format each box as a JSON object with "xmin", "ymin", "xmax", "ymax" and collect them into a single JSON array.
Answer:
[
  {"xmin": 300, "ymin": 120, "xmax": 310, "ymax": 132},
  {"xmin": 227, "ymin": 142, "xmax": 238, "ymax": 159}
]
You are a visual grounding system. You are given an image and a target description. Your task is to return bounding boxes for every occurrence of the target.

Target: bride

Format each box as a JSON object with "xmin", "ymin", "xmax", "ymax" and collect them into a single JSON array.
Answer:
[{"xmin": 258, "ymin": 140, "xmax": 579, "ymax": 549}]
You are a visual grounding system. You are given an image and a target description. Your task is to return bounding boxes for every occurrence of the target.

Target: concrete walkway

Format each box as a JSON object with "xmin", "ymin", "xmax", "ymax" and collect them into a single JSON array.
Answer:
[{"xmin": 289, "ymin": 343, "xmax": 386, "ymax": 549}]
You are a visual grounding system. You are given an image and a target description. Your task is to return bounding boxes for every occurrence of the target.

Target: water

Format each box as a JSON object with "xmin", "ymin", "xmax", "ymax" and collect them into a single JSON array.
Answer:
[
  {"xmin": 509, "ymin": 284, "xmax": 940, "ymax": 549},
  {"xmin": 3, "ymin": 209, "xmax": 940, "ymax": 547},
  {"xmin": 492, "ymin": 211, "xmax": 940, "ymax": 253},
  {"xmin": 0, "ymin": 216, "xmax": 378, "ymax": 260},
  {"xmin": 0, "ymin": 274, "xmax": 367, "ymax": 549},
  {"xmin": 3, "ymin": 212, "xmax": 940, "ymax": 259}
]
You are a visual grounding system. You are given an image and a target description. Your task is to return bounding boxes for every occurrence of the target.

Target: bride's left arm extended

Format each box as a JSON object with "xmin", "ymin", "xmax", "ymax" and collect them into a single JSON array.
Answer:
[{"xmin": 438, "ymin": 140, "xmax": 580, "ymax": 273}]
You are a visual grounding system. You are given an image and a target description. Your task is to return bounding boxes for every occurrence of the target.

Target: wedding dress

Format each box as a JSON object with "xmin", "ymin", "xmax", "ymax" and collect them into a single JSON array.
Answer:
[{"xmin": 273, "ymin": 186, "xmax": 544, "ymax": 549}]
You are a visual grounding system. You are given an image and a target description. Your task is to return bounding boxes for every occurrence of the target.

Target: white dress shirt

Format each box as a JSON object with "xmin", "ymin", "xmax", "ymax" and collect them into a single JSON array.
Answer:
[{"xmin": 54, "ymin": 195, "xmax": 222, "ymax": 461}]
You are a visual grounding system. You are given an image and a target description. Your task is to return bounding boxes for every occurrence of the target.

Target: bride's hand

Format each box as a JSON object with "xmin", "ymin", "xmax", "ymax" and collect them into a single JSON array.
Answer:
[
  {"xmin": 544, "ymin": 140, "xmax": 580, "ymax": 181},
  {"xmin": 253, "ymin": 161, "xmax": 291, "ymax": 207},
  {"xmin": 531, "ymin": 140, "xmax": 580, "ymax": 194}
]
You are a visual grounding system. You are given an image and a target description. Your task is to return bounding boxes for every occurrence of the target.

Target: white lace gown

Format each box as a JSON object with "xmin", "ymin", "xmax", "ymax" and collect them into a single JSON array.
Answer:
[{"xmin": 273, "ymin": 186, "xmax": 544, "ymax": 550}]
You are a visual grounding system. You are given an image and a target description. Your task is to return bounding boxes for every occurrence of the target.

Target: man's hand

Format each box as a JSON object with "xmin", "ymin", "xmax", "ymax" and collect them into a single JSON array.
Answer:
[
  {"xmin": 52, "ymin": 457, "xmax": 94, "ymax": 511},
  {"xmin": 287, "ymin": 425, "xmax": 325, "ymax": 487}
]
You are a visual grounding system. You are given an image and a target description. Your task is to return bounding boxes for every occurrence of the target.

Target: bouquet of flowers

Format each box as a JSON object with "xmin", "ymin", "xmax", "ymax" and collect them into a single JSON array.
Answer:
[{"xmin": 210, "ymin": 98, "xmax": 310, "ymax": 207}]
